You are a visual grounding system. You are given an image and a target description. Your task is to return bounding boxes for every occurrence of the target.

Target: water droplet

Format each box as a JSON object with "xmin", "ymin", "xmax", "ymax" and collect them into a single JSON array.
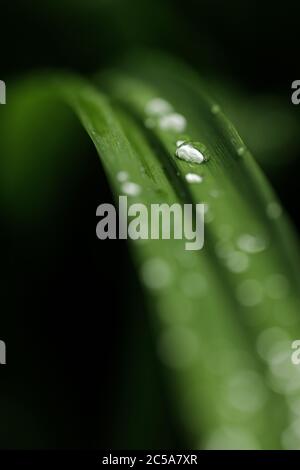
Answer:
[
  {"xmin": 180, "ymin": 272, "xmax": 207, "ymax": 298},
  {"xmin": 141, "ymin": 258, "xmax": 172, "ymax": 290},
  {"xmin": 158, "ymin": 327, "xmax": 199, "ymax": 369},
  {"xmin": 158, "ymin": 113, "xmax": 187, "ymax": 132},
  {"xmin": 225, "ymin": 251, "xmax": 249, "ymax": 273},
  {"xmin": 211, "ymin": 104, "xmax": 221, "ymax": 115},
  {"xmin": 265, "ymin": 274, "xmax": 289, "ymax": 300},
  {"xmin": 266, "ymin": 201, "xmax": 282, "ymax": 220},
  {"xmin": 237, "ymin": 234, "xmax": 267, "ymax": 254},
  {"xmin": 175, "ymin": 142, "xmax": 205, "ymax": 164},
  {"xmin": 236, "ymin": 279, "xmax": 263, "ymax": 307},
  {"xmin": 145, "ymin": 97, "xmax": 173, "ymax": 116},
  {"xmin": 121, "ymin": 181, "xmax": 141, "ymax": 196},
  {"xmin": 117, "ymin": 171, "xmax": 129, "ymax": 182},
  {"xmin": 237, "ymin": 146, "xmax": 246, "ymax": 156},
  {"xmin": 185, "ymin": 173, "xmax": 203, "ymax": 184}
]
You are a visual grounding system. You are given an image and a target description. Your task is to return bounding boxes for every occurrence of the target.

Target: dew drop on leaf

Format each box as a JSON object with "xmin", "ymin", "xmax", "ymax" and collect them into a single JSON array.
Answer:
[
  {"xmin": 145, "ymin": 97, "xmax": 173, "ymax": 116},
  {"xmin": 158, "ymin": 113, "xmax": 187, "ymax": 132},
  {"xmin": 175, "ymin": 142, "xmax": 206, "ymax": 164},
  {"xmin": 121, "ymin": 181, "xmax": 141, "ymax": 196},
  {"xmin": 185, "ymin": 173, "xmax": 203, "ymax": 183}
]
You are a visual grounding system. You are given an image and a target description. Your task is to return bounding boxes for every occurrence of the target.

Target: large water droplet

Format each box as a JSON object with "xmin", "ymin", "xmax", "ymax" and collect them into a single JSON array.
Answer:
[{"xmin": 176, "ymin": 142, "xmax": 205, "ymax": 164}]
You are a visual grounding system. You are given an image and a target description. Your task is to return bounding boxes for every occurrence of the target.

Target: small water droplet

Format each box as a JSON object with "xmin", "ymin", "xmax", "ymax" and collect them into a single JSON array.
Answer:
[
  {"xmin": 175, "ymin": 142, "xmax": 205, "ymax": 164},
  {"xmin": 141, "ymin": 258, "xmax": 172, "ymax": 290},
  {"xmin": 211, "ymin": 104, "xmax": 221, "ymax": 114},
  {"xmin": 266, "ymin": 201, "xmax": 282, "ymax": 220},
  {"xmin": 159, "ymin": 113, "xmax": 187, "ymax": 132},
  {"xmin": 145, "ymin": 97, "xmax": 173, "ymax": 116},
  {"xmin": 121, "ymin": 181, "xmax": 141, "ymax": 196},
  {"xmin": 237, "ymin": 146, "xmax": 246, "ymax": 156},
  {"xmin": 236, "ymin": 279, "xmax": 264, "ymax": 307},
  {"xmin": 117, "ymin": 171, "xmax": 129, "ymax": 182},
  {"xmin": 185, "ymin": 173, "xmax": 203, "ymax": 184},
  {"xmin": 237, "ymin": 234, "xmax": 267, "ymax": 254}
]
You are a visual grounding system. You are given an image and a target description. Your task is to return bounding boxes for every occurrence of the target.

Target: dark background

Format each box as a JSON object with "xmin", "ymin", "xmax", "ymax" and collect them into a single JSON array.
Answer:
[{"xmin": 0, "ymin": 0, "xmax": 299, "ymax": 449}]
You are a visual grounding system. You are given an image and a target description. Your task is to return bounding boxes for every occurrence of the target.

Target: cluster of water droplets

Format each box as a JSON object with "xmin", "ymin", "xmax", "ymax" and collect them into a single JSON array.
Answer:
[
  {"xmin": 116, "ymin": 170, "xmax": 141, "ymax": 196},
  {"xmin": 144, "ymin": 97, "xmax": 187, "ymax": 133}
]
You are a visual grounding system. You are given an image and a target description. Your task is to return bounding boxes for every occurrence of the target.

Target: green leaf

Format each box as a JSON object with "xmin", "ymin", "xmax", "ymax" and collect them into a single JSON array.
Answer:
[{"xmin": 2, "ymin": 59, "xmax": 300, "ymax": 449}]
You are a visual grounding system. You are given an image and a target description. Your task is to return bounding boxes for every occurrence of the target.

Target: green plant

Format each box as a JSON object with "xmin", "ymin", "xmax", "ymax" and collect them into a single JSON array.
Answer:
[{"xmin": 2, "ymin": 52, "xmax": 300, "ymax": 450}]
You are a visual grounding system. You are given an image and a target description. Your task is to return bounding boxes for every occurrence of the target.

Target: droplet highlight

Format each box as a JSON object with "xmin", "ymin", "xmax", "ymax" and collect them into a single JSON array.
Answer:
[
  {"xmin": 117, "ymin": 171, "xmax": 129, "ymax": 182},
  {"xmin": 145, "ymin": 97, "xmax": 173, "ymax": 116},
  {"xmin": 159, "ymin": 113, "xmax": 187, "ymax": 132},
  {"xmin": 176, "ymin": 143, "xmax": 205, "ymax": 164},
  {"xmin": 185, "ymin": 173, "xmax": 203, "ymax": 184},
  {"xmin": 121, "ymin": 181, "xmax": 141, "ymax": 196}
]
